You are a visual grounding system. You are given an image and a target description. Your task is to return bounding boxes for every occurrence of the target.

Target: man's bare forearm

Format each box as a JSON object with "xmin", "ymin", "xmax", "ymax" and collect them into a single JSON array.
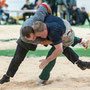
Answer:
[
  {"xmin": 39, "ymin": 43, "xmax": 63, "ymax": 69},
  {"xmin": 45, "ymin": 43, "xmax": 63, "ymax": 63},
  {"xmin": 46, "ymin": 47, "xmax": 63, "ymax": 63},
  {"xmin": 40, "ymin": 40, "xmax": 52, "ymax": 45}
]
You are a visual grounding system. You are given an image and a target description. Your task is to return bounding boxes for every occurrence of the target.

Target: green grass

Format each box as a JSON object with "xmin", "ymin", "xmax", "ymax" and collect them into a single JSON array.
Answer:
[{"xmin": 0, "ymin": 48, "xmax": 90, "ymax": 57}]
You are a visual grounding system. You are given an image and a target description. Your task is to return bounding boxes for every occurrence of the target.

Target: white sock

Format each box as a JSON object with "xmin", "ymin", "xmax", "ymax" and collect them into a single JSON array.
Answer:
[{"xmin": 81, "ymin": 39, "xmax": 88, "ymax": 43}]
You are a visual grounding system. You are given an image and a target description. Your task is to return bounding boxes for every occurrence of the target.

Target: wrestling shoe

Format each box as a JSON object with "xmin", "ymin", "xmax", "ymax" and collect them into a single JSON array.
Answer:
[
  {"xmin": 37, "ymin": 78, "xmax": 47, "ymax": 86},
  {"xmin": 80, "ymin": 39, "xmax": 89, "ymax": 50},
  {"xmin": 0, "ymin": 74, "xmax": 10, "ymax": 84},
  {"xmin": 76, "ymin": 60, "xmax": 90, "ymax": 70}
]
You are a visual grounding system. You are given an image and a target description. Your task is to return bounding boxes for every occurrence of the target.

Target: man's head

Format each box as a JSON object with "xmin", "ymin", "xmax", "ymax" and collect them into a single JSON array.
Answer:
[
  {"xmin": 32, "ymin": 21, "xmax": 48, "ymax": 38},
  {"xmin": 22, "ymin": 26, "xmax": 36, "ymax": 41},
  {"xmin": 81, "ymin": 7, "xmax": 85, "ymax": 12},
  {"xmin": 26, "ymin": 0, "xmax": 30, "ymax": 5},
  {"xmin": 4, "ymin": 3, "xmax": 8, "ymax": 7},
  {"xmin": 72, "ymin": 5, "xmax": 77, "ymax": 10}
]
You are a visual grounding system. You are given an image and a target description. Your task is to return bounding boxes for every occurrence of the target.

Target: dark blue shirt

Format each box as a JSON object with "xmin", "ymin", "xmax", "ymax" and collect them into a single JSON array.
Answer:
[{"xmin": 44, "ymin": 15, "xmax": 66, "ymax": 45}]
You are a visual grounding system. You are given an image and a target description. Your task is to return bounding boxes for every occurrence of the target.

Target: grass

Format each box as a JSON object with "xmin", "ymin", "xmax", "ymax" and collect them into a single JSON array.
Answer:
[{"xmin": 0, "ymin": 48, "xmax": 90, "ymax": 57}]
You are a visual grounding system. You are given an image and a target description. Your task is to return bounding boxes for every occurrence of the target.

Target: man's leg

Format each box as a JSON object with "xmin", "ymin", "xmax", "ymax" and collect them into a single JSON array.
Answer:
[
  {"xmin": 39, "ymin": 46, "xmax": 56, "ymax": 81},
  {"xmin": 72, "ymin": 37, "xmax": 89, "ymax": 50},
  {"xmin": 38, "ymin": 46, "xmax": 90, "ymax": 85},
  {"xmin": 6, "ymin": 44, "xmax": 28, "ymax": 77},
  {"xmin": 39, "ymin": 46, "xmax": 79, "ymax": 81},
  {"xmin": 63, "ymin": 47, "xmax": 79, "ymax": 64},
  {"xmin": 63, "ymin": 47, "xmax": 90, "ymax": 70},
  {"xmin": 72, "ymin": 36, "xmax": 81, "ymax": 47},
  {"xmin": 39, "ymin": 45, "xmax": 89, "ymax": 80},
  {"xmin": 0, "ymin": 44, "xmax": 28, "ymax": 84}
]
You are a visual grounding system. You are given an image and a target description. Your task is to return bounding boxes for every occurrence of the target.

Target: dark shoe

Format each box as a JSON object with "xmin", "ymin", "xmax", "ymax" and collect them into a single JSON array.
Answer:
[
  {"xmin": 0, "ymin": 74, "xmax": 10, "ymax": 84},
  {"xmin": 84, "ymin": 62, "xmax": 90, "ymax": 69},
  {"xmin": 76, "ymin": 60, "xmax": 90, "ymax": 70}
]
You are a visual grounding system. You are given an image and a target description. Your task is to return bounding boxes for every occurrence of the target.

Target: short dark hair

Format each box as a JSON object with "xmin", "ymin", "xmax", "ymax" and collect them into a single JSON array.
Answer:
[
  {"xmin": 22, "ymin": 26, "xmax": 34, "ymax": 38},
  {"xmin": 81, "ymin": 7, "xmax": 85, "ymax": 9}
]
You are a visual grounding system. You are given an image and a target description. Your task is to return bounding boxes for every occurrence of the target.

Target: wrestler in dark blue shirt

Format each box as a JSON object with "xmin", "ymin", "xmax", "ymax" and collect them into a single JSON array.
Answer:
[
  {"xmin": 45, "ymin": 15, "xmax": 66, "ymax": 45},
  {"xmin": 31, "ymin": 15, "xmax": 66, "ymax": 69}
]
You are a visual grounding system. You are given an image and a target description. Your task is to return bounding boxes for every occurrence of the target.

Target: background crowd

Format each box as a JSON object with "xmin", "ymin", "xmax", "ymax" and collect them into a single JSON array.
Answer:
[{"xmin": 0, "ymin": 0, "xmax": 90, "ymax": 25}]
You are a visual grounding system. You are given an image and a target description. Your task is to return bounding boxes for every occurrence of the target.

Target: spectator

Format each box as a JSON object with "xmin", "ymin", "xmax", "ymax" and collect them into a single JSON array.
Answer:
[
  {"xmin": 66, "ymin": 0, "xmax": 77, "ymax": 21},
  {"xmin": 57, "ymin": 0, "xmax": 68, "ymax": 19},
  {"xmin": 2, "ymin": 3, "xmax": 10, "ymax": 24},
  {"xmin": 69, "ymin": 5, "xmax": 82, "ymax": 25},
  {"xmin": 45, "ymin": 0, "xmax": 58, "ymax": 16},
  {"xmin": 21, "ymin": 0, "xmax": 35, "ymax": 21},
  {"xmin": 80, "ymin": 7, "xmax": 90, "ymax": 25},
  {"xmin": 67, "ymin": 0, "xmax": 77, "ymax": 8}
]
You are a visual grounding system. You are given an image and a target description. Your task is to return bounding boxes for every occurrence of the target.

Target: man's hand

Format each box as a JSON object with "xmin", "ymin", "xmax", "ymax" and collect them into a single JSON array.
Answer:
[
  {"xmin": 39, "ymin": 43, "xmax": 63, "ymax": 69},
  {"xmin": 41, "ymin": 3, "xmax": 52, "ymax": 14},
  {"xmin": 24, "ymin": 8, "xmax": 27, "ymax": 10},
  {"xmin": 39, "ymin": 59, "xmax": 49, "ymax": 69}
]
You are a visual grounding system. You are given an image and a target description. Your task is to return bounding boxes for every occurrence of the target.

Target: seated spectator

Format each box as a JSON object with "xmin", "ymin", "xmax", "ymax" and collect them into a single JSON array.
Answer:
[
  {"xmin": 21, "ymin": 0, "xmax": 35, "ymax": 21},
  {"xmin": 45, "ymin": 0, "xmax": 57, "ymax": 16},
  {"xmin": 80, "ymin": 7, "xmax": 90, "ymax": 25},
  {"xmin": 2, "ymin": 3, "xmax": 10, "ymax": 24},
  {"xmin": 69, "ymin": 5, "xmax": 82, "ymax": 25}
]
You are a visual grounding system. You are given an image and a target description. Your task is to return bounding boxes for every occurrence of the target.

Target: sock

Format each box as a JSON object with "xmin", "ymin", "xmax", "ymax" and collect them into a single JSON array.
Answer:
[{"xmin": 81, "ymin": 39, "xmax": 88, "ymax": 43}]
